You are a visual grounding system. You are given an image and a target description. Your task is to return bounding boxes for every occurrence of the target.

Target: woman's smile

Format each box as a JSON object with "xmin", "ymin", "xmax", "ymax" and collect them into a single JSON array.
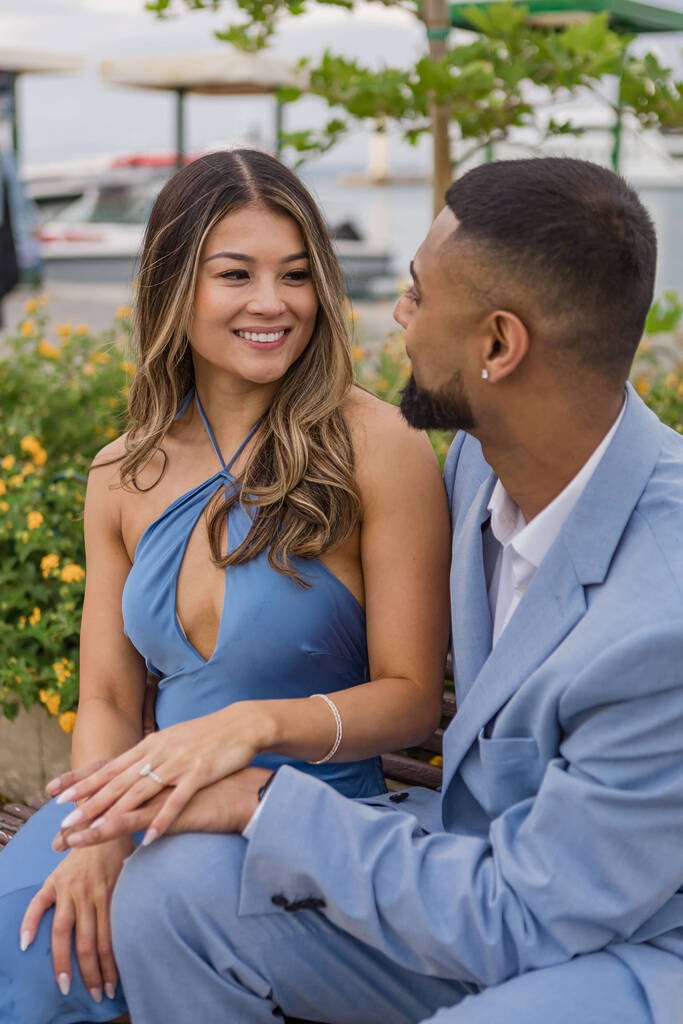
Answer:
[{"xmin": 233, "ymin": 326, "xmax": 291, "ymax": 349}]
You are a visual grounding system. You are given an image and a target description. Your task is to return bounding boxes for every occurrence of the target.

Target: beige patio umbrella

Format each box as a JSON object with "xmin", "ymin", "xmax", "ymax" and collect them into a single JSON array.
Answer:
[
  {"xmin": 0, "ymin": 48, "xmax": 84, "ymax": 158},
  {"xmin": 100, "ymin": 51, "xmax": 307, "ymax": 166}
]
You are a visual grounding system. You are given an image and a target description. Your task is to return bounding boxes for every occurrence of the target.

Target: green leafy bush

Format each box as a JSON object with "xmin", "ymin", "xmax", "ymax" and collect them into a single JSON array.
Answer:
[{"xmin": 0, "ymin": 298, "xmax": 132, "ymax": 729}]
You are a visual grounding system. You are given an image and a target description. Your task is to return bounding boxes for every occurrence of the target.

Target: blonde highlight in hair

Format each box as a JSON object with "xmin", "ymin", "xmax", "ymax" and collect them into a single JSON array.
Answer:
[{"xmin": 122, "ymin": 149, "xmax": 360, "ymax": 580}]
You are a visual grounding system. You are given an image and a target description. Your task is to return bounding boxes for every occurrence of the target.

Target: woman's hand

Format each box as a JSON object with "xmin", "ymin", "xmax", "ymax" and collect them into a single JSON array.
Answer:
[
  {"xmin": 51, "ymin": 701, "xmax": 272, "ymax": 848},
  {"xmin": 20, "ymin": 837, "xmax": 133, "ymax": 1003},
  {"xmin": 54, "ymin": 766, "xmax": 269, "ymax": 851}
]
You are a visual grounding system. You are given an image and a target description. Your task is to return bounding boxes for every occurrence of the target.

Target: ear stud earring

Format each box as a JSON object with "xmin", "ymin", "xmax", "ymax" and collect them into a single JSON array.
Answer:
[{"xmin": 481, "ymin": 369, "xmax": 490, "ymax": 381}]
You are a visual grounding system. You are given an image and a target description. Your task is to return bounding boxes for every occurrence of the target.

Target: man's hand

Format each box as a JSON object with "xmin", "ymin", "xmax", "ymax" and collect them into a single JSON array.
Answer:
[{"xmin": 55, "ymin": 766, "xmax": 271, "ymax": 850}]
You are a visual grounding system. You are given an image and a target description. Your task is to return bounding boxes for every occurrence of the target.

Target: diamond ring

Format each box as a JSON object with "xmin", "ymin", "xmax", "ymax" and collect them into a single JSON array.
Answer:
[{"xmin": 139, "ymin": 762, "xmax": 163, "ymax": 785}]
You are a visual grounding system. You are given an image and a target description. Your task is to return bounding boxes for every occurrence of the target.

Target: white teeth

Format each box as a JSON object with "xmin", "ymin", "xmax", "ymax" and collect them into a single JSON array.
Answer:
[{"xmin": 236, "ymin": 330, "xmax": 287, "ymax": 343}]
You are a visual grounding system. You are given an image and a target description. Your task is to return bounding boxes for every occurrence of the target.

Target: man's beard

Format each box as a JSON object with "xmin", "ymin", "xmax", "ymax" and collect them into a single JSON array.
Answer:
[{"xmin": 399, "ymin": 372, "xmax": 475, "ymax": 431}]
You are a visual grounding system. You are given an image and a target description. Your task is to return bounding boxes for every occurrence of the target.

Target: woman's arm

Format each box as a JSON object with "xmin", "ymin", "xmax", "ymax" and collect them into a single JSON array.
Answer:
[
  {"xmin": 72, "ymin": 443, "xmax": 147, "ymax": 767},
  {"xmin": 20, "ymin": 443, "xmax": 148, "ymax": 1003},
  {"xmin": 259, "ymin": 391, "xmax": 451, "ymax": 762}
]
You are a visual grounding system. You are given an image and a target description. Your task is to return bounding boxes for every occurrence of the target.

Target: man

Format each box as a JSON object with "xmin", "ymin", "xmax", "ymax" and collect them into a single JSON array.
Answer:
[{"xmin": 68, "ymin": 158, "xmax": 683, "ymax": 1022}]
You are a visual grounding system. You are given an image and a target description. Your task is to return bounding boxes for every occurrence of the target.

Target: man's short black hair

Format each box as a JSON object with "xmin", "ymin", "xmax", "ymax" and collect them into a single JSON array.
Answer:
[{"xmin": 445, "ymin": 158, "xmax": 657, "ymax": 382}]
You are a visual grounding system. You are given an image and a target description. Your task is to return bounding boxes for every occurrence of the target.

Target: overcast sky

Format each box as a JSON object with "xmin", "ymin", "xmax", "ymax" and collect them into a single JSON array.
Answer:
[
  {"xmin": 2, "ymin": 0, "xmax": 682, "ymax": 171},
  {"xmin": 2, "ymin": 0, "xmax": 431, "ymax": 170}
]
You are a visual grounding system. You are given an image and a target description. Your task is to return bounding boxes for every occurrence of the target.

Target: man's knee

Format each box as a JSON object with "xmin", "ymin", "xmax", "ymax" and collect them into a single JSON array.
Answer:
[{"xmin": 112, "ymin": 832, "xmax": 247, "ymax": 959}]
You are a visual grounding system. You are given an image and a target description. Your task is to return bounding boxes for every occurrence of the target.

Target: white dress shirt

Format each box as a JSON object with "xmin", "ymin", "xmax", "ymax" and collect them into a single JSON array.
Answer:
[{"xmin": 487, "ymin": 395, "xmax": 626, "ymax": 646}]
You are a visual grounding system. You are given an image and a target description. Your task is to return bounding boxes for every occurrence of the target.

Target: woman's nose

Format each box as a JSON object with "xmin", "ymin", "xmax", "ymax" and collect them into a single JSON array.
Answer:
[{"xmin": 246, "ymin": 282, "xmax": 287, "ymax": 316}]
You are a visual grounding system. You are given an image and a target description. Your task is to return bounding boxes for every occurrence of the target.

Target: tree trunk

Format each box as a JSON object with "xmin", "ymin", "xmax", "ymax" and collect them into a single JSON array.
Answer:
[{"xmin": 422, "ymin": 0, "xmax": 452, "ymax": 218}]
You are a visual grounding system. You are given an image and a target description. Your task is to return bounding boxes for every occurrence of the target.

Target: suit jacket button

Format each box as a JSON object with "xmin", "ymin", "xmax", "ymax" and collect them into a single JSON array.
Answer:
[{"xmin": 389, "ymin": 791, "xmax": 409, "ymax": 803}]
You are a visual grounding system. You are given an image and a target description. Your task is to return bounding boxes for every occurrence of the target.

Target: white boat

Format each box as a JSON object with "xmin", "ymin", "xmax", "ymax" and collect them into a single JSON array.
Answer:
[{"xmin": 26, "ymin": 155, "xmax": 394, "ymax": 296}]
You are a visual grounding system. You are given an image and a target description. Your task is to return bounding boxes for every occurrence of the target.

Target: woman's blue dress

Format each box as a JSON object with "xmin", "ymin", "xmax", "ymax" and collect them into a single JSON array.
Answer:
[{"xmin": 0, "ymin": 393, "xmax": 385, "ymax": 1023}]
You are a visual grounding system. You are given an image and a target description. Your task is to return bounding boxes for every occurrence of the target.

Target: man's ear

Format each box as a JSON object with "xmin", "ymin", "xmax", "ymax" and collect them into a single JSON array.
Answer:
[{"xmin": 481, "ymin": 311, "xmax": 530, "ymax": 383}]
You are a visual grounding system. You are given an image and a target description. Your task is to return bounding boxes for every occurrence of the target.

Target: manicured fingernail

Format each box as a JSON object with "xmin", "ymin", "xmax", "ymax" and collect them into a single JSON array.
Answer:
[
  {"xmin": 60, "ymin": 808, "xmax": 83, "ymax": 828},
  {"xmin": 58, "ymin": 973, "xmax": 71, "ymax": 996},
  {"xmin": 56, "ymin": 788, "xmax": 77, "ymax": 806},
  {"xmin": 20, "ymin": 930, "xmax": 31, "ymax": 951},
  {"xmin": 142, "ymin": 828, "xmax": 158, "ymax": 847},
  {"xmin": 90, "ymin": 816, "xmax": 107, "ymax": 829},
  {"xmin": 90, "ymin": 986, "xmax": 103, "ymax": 1003},
  {"xmin": 105, "ymin": 982, "xmax": 117, "ymax": 1000},
  {"xmin": 45, "ymin": 778, "xmax": 62, "ymax": 794},
  {"xmin": 66, "ymin": 832, "xmax": 85, "ymax": 846}
]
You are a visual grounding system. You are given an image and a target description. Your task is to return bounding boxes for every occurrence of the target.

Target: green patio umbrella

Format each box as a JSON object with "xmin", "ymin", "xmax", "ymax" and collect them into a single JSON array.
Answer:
[{"xmin": 448, "ymin": 0, "xmax": 683, "ymax": 169}]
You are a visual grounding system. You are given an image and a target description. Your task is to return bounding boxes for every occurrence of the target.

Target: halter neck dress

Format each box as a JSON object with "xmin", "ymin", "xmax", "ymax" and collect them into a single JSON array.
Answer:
[{"xmin": 0, "ymin": 391, "xmax": 384, "ymax": 1024}]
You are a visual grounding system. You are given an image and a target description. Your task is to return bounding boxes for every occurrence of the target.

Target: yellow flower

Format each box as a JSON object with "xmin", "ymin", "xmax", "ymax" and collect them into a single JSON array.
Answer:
[
  {"xmin": 116, "ymin": 305, "xmax": 132, "ymax": 319},
  {"xmin": 1, "ymin": 455, "xmax": 15, "ymax": 471},
  {"xmin": 41, "ymin": 553, "xmax": 60, "ymax": 578},
  {"xmin": 58, "ymin": 711, "xmax": 77, "ymax": 734},
  {"xmin": 0, "ymin": 480, "xmax": 5, "ymax": 496},
  {"xmin": 82, "ymin": 362, "xmax": 95, "ymax": 377},
  {"xmin": 0, "ymin": 500, "xmax": 8, "ymax": 513},
  {"xmin": 429, "ymin": 754, "xmax": 444, "ymax": 767},
  {"xmin": 53, "ymin": 658, "xmax": 73, "ymax": 685},
  {"xmin": 678, "ymin": 382, "xmax": 683, "ymax": 399},
  {"xmin": 20, "ymin": 435, "xmax": 41, "ymax": 457},
  {"xmin": 634, "ymin": 376, "xmax": 651, "ymax": 397},
  {"xmin": 18, "ymin": 615, "xmax": 26, "ymax": 629},
  {"xmin": 22, "ymin": 462, "xmax": 35, "ymax": 476},
  {"xmin": 27, "ymin": 510, "xmax": 44, "ymax": 530},
  {"xmin": 18, "ymin": 531, "xmax": 29, "ymax": 543},
  {"xmin": 119, "ymin": 360, "xmax": 136, "ymax": 376},
  {"xmin": 665, "ymin": 372, "xmax": 679, "ymax": 390},
  {"xmin": 45, "ymin": 692, "xmax": 61, "ymax": 716},
  {"xmin": 28, "ymin": 606, "xmax": 41, "ymax": 626},
  {"xmin": 21, "ymin": 320, "xmax": 37, "ymax": 336},
  {"xmin": 92, "ymin": 351, "xmax": 110, "ymax": 365},
  {"xmin": 76, "ymin": 325, "xmax": 89, "ymax": 335},
  {"xmin": 33, "ymin": 447, "xmax": 47, "ymax": 466},
  {"xmin": 60, "ymin": 563, "xmax": 85, "ymax": 583},
  {"xmin": 24, "ymin": 297, "xmax": 39, "ymax": 314},
  {"xmin": 351, "ymin": 346, "xmax": 365, "ymax": 361},
  {"xmin": 56, "ymin": 323, "xmax": 72, "ymax": 337},
  {"xmin": 39, "ymin": 689, "xmax": 49, "ymax": 704},
  {"xmin": 9, "ymin": 474, "xmax": 25, "ymax": 488},
  {"xmin": 103, "ymin": 426, "xmax": 117, "ymax": 439},
  {"xmin": 38, "ymin": 339, "xmax": 60, "ymax": 360}
]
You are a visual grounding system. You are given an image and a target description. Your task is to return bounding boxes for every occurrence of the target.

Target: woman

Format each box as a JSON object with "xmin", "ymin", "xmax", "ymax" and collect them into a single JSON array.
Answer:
[{"xmin": 0, "ymin": 149, "xmax": 450, "ymax": 1023}]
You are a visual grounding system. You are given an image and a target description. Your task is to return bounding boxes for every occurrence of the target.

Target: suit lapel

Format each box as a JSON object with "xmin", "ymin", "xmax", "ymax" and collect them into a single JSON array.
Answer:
[
  {"xmin": 442, "ymin": 538, "xmax": 586, "ymax": 795},
  {"xmin": 450, "ymin": 473, "xmax": 496, "ymax": 707},
  {"xmin": 442, "ymin": 385, "xmax": 664, "ymax": 798}
]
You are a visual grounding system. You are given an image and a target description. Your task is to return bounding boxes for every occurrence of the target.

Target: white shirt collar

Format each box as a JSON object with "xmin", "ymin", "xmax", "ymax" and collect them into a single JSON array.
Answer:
[{"xmin": 488, "ymin": 393, "xmax": 627, "ymax": 569}]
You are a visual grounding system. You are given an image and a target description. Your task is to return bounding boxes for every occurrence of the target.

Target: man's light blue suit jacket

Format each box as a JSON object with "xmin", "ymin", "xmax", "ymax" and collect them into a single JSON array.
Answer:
[{"xmin": 240, "ymin": 385, "xmax": 683, "ymax": 1018}]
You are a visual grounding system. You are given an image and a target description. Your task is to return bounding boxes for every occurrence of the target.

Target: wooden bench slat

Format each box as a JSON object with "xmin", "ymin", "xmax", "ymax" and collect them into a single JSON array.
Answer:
[{"xmin": 381, "ymin": 754, "xmax": 443, "ymax": 790}]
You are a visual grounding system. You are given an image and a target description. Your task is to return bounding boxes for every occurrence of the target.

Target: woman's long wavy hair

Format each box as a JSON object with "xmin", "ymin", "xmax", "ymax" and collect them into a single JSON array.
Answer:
[{"xmin": 121, "ymin": 148, "xmax": 360, "ymax": 583}]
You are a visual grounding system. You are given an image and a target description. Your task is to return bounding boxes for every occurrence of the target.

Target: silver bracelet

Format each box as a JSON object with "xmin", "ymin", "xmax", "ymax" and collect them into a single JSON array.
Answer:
[{"xmin": 309, "ymin": 693, "xmax": 343, "ymax": 764}]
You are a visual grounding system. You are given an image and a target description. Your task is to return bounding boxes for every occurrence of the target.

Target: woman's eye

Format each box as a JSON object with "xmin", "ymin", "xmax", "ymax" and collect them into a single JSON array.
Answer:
[
  {"xmin": 219, "ymin": 269, "xmax": 250, "ymax": 281},
  {"xmin": 404, "ymin": 285, "xmax": 420, "ymax": 305},
  {"xmin": 284, "ymin": 269, "xmax": 311, "ymax": 283}
]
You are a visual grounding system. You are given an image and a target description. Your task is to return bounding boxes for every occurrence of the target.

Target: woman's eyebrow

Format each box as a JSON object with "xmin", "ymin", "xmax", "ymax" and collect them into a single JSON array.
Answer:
[
  {"xmin": 203, "ymin": 250, "xmax": 309, "ymax": 264},
  {"xmin": 409, "ymin": 260, "xmax": 421, "ymax": 288}
]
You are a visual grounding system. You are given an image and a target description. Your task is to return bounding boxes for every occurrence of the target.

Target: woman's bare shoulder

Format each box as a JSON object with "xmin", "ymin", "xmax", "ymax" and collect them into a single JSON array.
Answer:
[
  {"xmin": 343, "ymin": 385, "xmax": 441, "ymax": 495},
  {"xmin": 344, "ymin": 385, "xmax": 436, "ymax": 459}
]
